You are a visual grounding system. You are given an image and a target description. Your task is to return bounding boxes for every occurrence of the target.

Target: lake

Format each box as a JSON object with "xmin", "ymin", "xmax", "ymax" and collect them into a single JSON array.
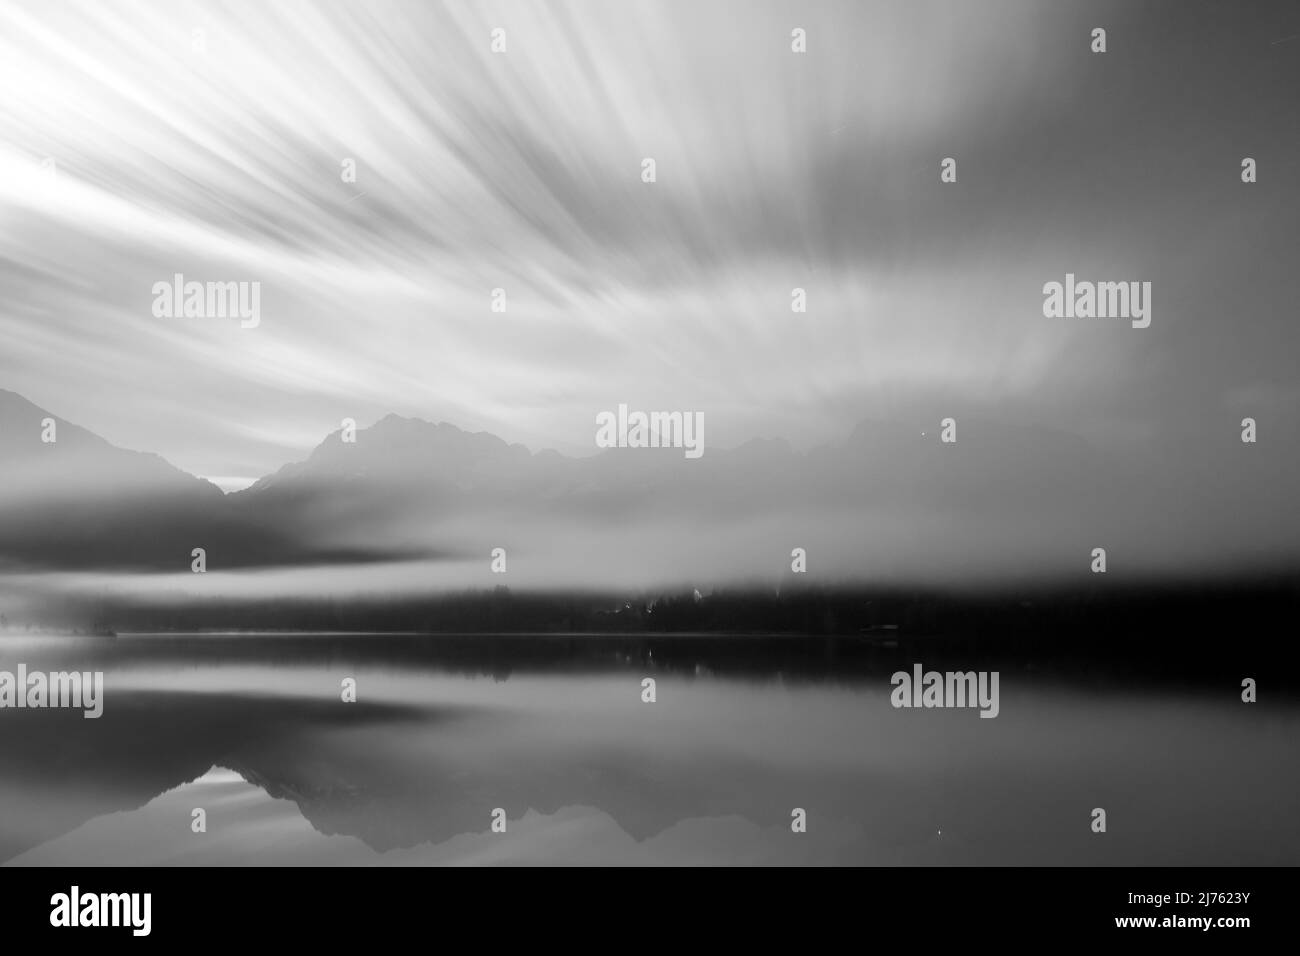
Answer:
[{"xmin": 1, "ymin": 632, "xmax": 1295, "ymax": 865}]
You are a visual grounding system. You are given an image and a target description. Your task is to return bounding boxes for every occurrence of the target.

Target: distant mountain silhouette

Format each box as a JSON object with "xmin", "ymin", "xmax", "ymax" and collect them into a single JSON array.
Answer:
[
  {"xmin": 0, "ymin": 388, "xmax": 230, "ymax": 570},
  {"xmin": 225, "ymin": 402, "xmax": 1118, "ymax": 586},
  {"xmin": 1, "ymin": 388, "xmax": 1296, "ymax": 585},
  {"xmin": 0, "ymin": 390, "xmax": 418, "ymax": 571}
]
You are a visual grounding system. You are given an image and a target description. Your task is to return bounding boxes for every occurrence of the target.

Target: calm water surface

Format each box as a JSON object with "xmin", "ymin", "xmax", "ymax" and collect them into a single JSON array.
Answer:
[{"xmin": 1, "ymin": 633, "xmax": 1295, "ymax": 865}]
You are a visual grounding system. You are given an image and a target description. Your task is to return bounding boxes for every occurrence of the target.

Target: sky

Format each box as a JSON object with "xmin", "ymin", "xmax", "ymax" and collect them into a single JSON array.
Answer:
[{"xmin": 1, "ymin": 0, "xmax": 1298, "ymax": 492}]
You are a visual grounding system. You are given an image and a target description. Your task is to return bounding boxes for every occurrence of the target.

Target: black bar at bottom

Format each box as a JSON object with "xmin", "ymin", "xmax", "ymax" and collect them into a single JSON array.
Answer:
[{"xmin": 0, "ymin": 865, "xmax": 1283, "ymax": 943}]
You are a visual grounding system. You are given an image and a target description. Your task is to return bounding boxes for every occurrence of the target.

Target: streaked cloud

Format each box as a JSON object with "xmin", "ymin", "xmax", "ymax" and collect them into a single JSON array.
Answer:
[{"xmin": 0, "ymin": 0, "xmax": 1296, "ymax": 486}]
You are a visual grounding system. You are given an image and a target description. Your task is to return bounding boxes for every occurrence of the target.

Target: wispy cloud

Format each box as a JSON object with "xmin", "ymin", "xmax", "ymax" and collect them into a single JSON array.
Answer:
[{"xmin": 0, "ymin": 0, "xmax": 1296, "ymax": 483}]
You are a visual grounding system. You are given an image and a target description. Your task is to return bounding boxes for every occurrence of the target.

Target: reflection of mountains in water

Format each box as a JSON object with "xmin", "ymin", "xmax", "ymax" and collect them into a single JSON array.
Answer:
[
  {"xmin": 11, "ymin": 766, "xmax": 866, "ymax": 867},
  {"xmin": 3, "ymin": 628, "xmax": 1299, "ymax": 865},
  {"xmin": 0, "ymin": 686, "xmax": 870, "ymax": 864},
  {"xmin": 8, "ymin": 671, "xmax": 1297, "ymax": 867}
]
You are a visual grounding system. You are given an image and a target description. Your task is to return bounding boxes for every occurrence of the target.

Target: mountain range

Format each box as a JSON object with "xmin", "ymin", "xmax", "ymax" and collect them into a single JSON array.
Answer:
[{"xmin": 1, "ymin": 387, "xmax": 1296, "ymax": 590}]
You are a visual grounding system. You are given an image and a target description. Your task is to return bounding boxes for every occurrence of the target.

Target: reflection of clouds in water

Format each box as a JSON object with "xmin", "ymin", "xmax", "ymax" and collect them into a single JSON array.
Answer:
[
  {"xmin": 3, "ymin": 642, "xmax": 1299, "ymax": 864},
  {"xmin": 98, "ymin": 665, "xmax": 897, "ymax": 771}
]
